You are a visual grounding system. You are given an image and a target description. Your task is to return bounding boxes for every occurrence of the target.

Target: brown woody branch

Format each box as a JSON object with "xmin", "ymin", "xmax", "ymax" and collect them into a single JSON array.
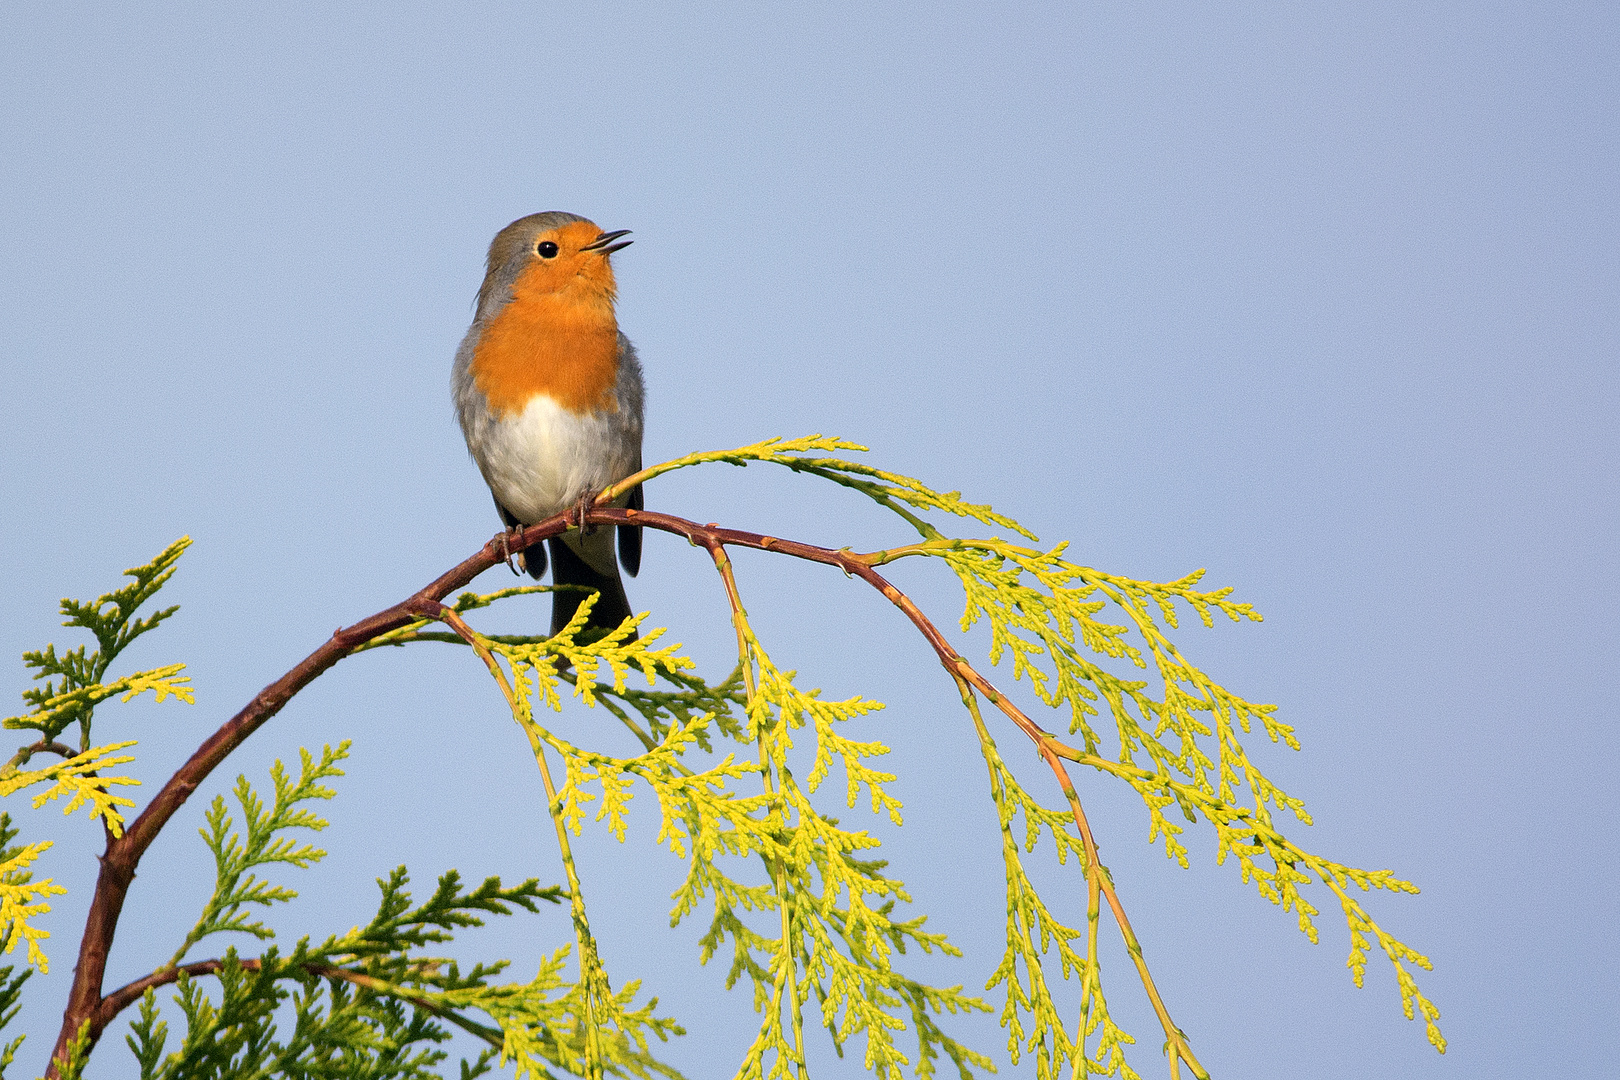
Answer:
[
  {"xmin": 5, "ymin": 740, "xmax": 80, "ymax": 771},
  {"xmin": 48, "ymin": 516, "xmax": 568, "ymax": 1074},
  {"xmin": 51, "ymin": 499, "xmax": 1193, "ymax": 1077}
]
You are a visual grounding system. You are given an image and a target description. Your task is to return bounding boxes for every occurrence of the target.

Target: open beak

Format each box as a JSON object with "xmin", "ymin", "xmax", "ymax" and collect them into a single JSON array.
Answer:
[{"xmin": 581, "ymin": 229, "xmax": 633, "ymax": 256}]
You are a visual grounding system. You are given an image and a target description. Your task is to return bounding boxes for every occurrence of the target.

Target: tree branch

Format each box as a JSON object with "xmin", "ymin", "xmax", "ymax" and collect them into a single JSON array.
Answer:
[
  {"xmin": 47, "ymin": 520, "xmax": 565, "ymax": 1074},
  {"xmin": 589, "ymin": 506, "xmax": 1207, "ymax": 1078},
  {"xmin": 4, "ymin": 740, "xmax": 80, "ymax": 771},
  {"xmin": 50, "ymin": 497, "xmax": 1190, "ymax": 1077}
]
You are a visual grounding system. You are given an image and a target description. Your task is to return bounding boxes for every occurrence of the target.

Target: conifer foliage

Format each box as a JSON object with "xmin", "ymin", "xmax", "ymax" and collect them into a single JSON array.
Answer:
[{"xmin": 3, "ymin": 438, "xmax": 1441, "ymax": 1079}]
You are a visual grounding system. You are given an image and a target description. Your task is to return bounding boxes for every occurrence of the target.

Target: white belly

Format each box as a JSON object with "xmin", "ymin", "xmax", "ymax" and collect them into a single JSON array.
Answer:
[{"xmin": 472, "ymin": 395, "xmax": 636, "ymax": 524}]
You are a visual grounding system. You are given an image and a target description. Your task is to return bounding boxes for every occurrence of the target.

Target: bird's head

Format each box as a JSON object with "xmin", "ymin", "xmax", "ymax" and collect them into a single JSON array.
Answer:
[{"xmin": 477, "ymin": 212, "xmax": 633, "ymax": 318}]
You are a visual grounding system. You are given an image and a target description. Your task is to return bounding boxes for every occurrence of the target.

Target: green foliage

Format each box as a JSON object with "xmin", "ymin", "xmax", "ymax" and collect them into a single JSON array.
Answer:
[
  {"xmin": 0, "ymin": 741, "xmax": 141, "ymax": 838},
  {"xmin": 604, "ymin": 437, "xmax": 1442, "ymax": 1068},
  {"xmin": 977, "ymin": 747, "xmax": 1098, "ymax": 1078},
  {"xmin": 52, "ymin": 1019, "xmax": 93, "ymax": 1080},
  {"xmin": 131, "ymin": 753, "xmax": 581, "ymax": 1080},
  {"xmin": 2, "ymin": 437, "xmax": 1443, "ymax": 1080},
  {"xmin": 376, "ymin": 556, "xmax": 989, "ymax": 1080},
  {"xmin": 0, "ymin": 540, "xmax": 196, "ymax": 982},
  {"xmin": 0, "ymin": 813, "xmax": 66, "ymax": 975},
  {"xmin": 0, "ymin": 816, "xmax": 38, "ymax": 1068},
  {"xmin": 7, "ymin": 536, "xmax": 193, "ymax": 748},
  {"xmin": 127, "ymin": 962, "xmax": 459, "ymax": 1080},
  {"xmin": 172, "ymin": 744, "xmax": 350, "ymax": 965}
]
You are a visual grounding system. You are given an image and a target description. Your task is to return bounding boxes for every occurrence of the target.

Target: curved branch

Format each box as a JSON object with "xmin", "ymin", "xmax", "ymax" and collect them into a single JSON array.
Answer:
[
  {"xmin": 51, "ymin": 497, "xmax": 1194, "ymax": 1077},
  {"xmin": 5, "ymin": 740, "xmax": 80, "ymax": 771},
  {"xmin": 48, "ymin": 518, "xmax": 570, "ymax": 1074},
  {"xmin": 588, "ymin": 506, "xmax": 1208, "ymax": 1077}
]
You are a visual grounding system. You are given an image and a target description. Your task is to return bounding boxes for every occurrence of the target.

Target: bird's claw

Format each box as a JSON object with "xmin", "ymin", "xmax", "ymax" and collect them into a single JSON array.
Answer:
[
  {"xmin": 500, "ymin": 527, "xmax": 523, "ymax": 576},
  {"xmin": 573, "ymin": 489, "xmax": 600, "ymax": 535}
]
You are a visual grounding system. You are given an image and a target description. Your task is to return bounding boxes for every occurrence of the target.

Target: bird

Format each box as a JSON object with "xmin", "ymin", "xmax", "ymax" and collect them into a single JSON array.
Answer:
[{"xmin": 452, "ymin": 212, "xmax": 644, "ymax": 641}]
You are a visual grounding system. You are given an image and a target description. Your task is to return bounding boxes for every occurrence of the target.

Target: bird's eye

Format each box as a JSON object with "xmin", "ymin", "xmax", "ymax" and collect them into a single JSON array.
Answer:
[{"xmin": 536, "ymin": 241, "xmax": 559, "ymax": 259}]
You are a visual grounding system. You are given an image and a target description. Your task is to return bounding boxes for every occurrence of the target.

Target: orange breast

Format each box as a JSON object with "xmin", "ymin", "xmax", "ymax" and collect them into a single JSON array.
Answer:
[{"xmin": 468, "ymin": 270, "xmax": 620, "ymax": 417}]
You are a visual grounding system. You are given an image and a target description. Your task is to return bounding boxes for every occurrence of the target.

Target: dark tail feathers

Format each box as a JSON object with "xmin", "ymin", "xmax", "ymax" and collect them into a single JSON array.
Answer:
[{"xmin": 547, "ymin": 537, "xmax": 636, "ymax": 641}]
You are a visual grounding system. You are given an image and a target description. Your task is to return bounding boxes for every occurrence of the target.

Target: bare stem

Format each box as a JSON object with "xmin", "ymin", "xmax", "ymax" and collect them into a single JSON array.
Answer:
[
  {"xmin": 704, "ymin": 540, "xmax": 758, "ymax": 708},
  {"xmin": 4, "ymin": 740, "xmax": 79, "ymax": 771},
  {"xmin": 1040, "ymin": 745, "xmax": 1206, "ymax": 1079}
]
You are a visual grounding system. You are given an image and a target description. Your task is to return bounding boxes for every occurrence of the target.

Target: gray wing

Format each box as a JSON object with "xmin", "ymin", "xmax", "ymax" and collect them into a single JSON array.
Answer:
[{"xmin": 614, "ymin": 332, "xmax": 645, "ymax": 577}]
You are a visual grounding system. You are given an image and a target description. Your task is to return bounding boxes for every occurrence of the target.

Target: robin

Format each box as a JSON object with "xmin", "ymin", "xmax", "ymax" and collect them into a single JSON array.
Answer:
[{"xmin": 452, "ymin": 212, "xmax": 644, "ymax": 640}]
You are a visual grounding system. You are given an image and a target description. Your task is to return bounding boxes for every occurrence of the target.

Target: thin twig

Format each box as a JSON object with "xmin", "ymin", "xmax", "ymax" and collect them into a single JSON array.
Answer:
[
  {"xmin": 4, "ymin": 740, "xmax": 79, "ymax": 771},
  {"xmin": 701, "ymin": 538, "xmax": 807, "ymax": 1080}
]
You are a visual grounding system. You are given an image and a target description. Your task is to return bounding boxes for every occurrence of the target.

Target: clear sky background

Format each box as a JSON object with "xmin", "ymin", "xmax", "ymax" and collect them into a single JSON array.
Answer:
[{"xmin": 2, "ymin": 3, "xmax": 1615, "ymax": 1078}]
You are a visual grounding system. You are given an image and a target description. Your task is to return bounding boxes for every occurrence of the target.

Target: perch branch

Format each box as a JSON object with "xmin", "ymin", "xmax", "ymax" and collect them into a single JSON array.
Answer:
[{"xmin": 50, "ymin": 497, "xmax": 1194, "ymax": 1077}]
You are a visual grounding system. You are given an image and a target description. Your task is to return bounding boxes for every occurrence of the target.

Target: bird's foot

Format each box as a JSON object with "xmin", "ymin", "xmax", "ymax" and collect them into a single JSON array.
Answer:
[
  {"xmin": 500, "ymin": 525, "xmax": 524, "ymax": 576},
  {"xmin": 572, "ymin": 489, "xmax": 601, "ymax": 535}
]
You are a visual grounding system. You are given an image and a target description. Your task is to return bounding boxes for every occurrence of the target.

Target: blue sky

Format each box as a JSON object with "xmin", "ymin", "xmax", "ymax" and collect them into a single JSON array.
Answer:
[{"xmin": 2, "ymin": 3, "xmax": 1615, "ymax": 1077}]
